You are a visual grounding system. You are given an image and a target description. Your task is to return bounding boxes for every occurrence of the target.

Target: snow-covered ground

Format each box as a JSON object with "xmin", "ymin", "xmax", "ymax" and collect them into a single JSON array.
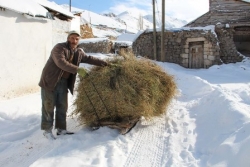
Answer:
[
  {"xmin": 2, "ymin": 0, "xmax": 249, "ymax": 166},
  {"xmin": 0, "ymin": 54, "xmax": 249, "ymax": 167}
]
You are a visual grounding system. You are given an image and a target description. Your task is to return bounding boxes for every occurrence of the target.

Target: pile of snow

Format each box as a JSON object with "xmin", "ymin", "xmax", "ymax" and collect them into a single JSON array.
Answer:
[{"xmin": 115, "ymin": 30, "xmax": 144, "ymax": 46}]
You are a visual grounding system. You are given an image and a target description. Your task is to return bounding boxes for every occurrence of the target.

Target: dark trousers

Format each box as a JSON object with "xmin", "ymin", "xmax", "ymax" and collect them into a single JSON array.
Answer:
[{"xmin": 41, "ymin": 78, "xmax": 68, "ymax": 130}]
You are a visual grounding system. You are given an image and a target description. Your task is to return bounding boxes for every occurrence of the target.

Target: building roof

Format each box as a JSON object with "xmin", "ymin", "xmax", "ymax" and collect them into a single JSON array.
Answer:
[
  {"xmin": 0, "ymin": 0, "xmax": 49, "ymax": 18},
  {"xmin": 0, "ymin": 0, "xmax": 74, "ymax": 19},
  {"xmin": 34, "ymin": 0, "xmax": 74, "ymax": 18}
]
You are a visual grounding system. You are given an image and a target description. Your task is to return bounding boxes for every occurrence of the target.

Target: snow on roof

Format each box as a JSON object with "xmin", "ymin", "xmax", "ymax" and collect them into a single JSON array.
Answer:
[
  {"xmin": 116, "ymin": 33, "xmax": 138, "ymax": 42},
  {"xmin": 146, "ymin": 25, "xmax": 216, "ymax": 36},
  {"xmin": 0, "ymin": 0, "xmax": 49, "ymax": 18},
  {"xmin": 114, "ymin": 31, "xmax": 144, "ymax": 46},
  {"xmin": 177, "ymin": 25, "xmax": 215, "ymax": 32},
  {"xmin": 34, "ymin": 0, "xmax": 74, "ymax": 18},
  {"xmin": 176, "ymin": 25, "xmax": 217, "ymax": 37}
]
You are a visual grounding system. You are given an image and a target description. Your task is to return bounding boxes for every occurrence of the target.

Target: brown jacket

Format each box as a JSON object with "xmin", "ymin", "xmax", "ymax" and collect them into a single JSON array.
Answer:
[{"xmin": 39, "ymin": 42, "xmax": 108, "ymax": 94}]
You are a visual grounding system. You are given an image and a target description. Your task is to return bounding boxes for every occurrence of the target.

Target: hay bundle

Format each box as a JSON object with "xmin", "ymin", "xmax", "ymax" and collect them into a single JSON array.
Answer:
[{"xmin": 73, "ymin": 56, "xmax": 177, "ymax": 134}]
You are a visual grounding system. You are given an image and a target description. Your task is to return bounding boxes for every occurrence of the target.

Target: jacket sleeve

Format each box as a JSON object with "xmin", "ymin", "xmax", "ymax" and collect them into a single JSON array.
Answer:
[
  {"xmin": 51, "ymin": 44, "xmax": 78, "ymax": 74},
  {"xmin": 78, "ymin": 48, "xmax": 108, "ymax": 66}
]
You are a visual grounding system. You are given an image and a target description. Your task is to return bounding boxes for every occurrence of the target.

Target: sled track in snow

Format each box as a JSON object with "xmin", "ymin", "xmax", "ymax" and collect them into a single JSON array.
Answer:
[
  {"xmin": 0, "ymin": 130, "xmax": 61, "ymax": 167},
  {"xmin": 124, "ymin": 114, "xmax": 169, "ymax": 167}
]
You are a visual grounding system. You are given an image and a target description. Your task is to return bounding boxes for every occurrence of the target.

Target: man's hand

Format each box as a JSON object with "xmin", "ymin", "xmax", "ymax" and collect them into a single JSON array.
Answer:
[{"xmin": 77, "ymin": 67, "xmax": 88, "ymax": 77}]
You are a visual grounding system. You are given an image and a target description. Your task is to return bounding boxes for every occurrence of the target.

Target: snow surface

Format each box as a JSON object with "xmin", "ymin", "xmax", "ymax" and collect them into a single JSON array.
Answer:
[
  {"xmin": 114, "ymin": 31, "xmax": 144, "ymax": 47},
  {"xmin": 0, "ymin": 53, "xmax": 250, "ymax": 167},
  {"xmin": 1, "ymin": 1, "xmax": 250, "ymax": 166},
  {"xmin": 91, "ymin": 26, "xmax": 122, "ymax": 38}
]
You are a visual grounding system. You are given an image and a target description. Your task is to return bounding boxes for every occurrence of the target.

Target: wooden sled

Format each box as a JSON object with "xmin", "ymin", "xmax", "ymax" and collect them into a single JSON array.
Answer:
[{"xmin": 90, "ymin": 117, "xmax": 140, "ymax": 135}]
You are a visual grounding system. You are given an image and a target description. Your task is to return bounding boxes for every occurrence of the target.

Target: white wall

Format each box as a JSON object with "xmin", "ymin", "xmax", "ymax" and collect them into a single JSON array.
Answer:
[
  {"xmin": 71, "ymin": 15, "xmax": 80, "ymax": 32},
  {"xmin": 52, "ymin": 17, "xmax": 71, "ymax": 46},
  {"xmin": 0, "ymin": 9, "xmax": 52, "ymax": 100},
  {"xmin": 51, "ymin": 15, "xmax": 80, "ymax": 46}
]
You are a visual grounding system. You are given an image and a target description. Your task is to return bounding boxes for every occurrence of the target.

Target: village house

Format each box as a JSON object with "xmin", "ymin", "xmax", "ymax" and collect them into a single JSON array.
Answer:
[
  {"xmin": 132, "ymin": 0, "xmax": 250, "ymax": 69},
  {"xmin": 0, "ymin": 0, "xmax": 80, "ymax": 100}
]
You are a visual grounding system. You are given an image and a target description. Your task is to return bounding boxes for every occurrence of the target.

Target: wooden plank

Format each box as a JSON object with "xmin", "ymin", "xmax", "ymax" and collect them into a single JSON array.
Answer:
[{"xmin": 189, "ymin": 44, "xmax": 204, "ymax": 69}]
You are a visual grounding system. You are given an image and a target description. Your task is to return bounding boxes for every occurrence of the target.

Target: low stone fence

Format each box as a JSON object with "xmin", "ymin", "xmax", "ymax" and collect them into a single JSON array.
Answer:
[{"xmin": 78, "ymin": 38, "xmax": 113, "ymax": 54}]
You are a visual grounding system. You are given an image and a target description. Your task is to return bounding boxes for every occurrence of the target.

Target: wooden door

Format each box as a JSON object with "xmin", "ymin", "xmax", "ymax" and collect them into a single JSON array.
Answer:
[{"xmin": 189, "ymin": 42, "xmax": 204, "ymax": 68}]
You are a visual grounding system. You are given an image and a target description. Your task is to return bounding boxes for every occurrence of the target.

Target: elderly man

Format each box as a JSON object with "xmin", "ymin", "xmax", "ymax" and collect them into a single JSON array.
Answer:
[{"xmin": 39, "ymin": 30, "xmax": 108, "ymax": 139}]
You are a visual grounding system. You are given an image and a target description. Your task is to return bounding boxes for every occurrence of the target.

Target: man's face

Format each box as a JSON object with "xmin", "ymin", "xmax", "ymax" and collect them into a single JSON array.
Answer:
[{"xmin": 68, "ymin": 34, "xmax": 80, "ymax": 49}]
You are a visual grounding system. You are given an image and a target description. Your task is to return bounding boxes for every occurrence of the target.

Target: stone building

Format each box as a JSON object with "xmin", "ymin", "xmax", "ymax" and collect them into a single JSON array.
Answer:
[
  {"xmin": 186, "ymin": 0, "xmax": 250, "ymax": 63},
  {"xmin": 132, "ymin": 0, "xmax": 250, "ymax": 68},
  {"xmin": 133, "ymin": 27, "xmax": 221, "ymax": 68}
]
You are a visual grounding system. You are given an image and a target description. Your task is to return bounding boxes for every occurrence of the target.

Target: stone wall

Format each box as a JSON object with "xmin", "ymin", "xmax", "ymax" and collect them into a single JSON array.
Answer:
[
  {"xmin": 78, "ymin": 39, "xmax": 113, "ymax": 54},
  {"xmin": 188, "ymin": 1, "xmax": 250, "ymax": 27},
  {"xmin": 233, "ymin": 24, "xmax": 250, "ymax": 54},
  {"xmin": 184, "ymin": 0, "xmax": 249, "ymax": 64},
  {"xmin": 209, "ymin": 0, "xmax": 250, "ymax": 11},
  {"xmin": 0, "ymin": 9, "xmax": 52, "ymax": 100},
  {"xmin": 215, "ymin": 24, "xmax": 245, "ymax": 63},
  {"xmin": 186, "ymin": 10, "xmax": 250, "ymax": 27},
  {"xmin": 132, "ymin": 28, "xmax": 221, "ymax": 68}
]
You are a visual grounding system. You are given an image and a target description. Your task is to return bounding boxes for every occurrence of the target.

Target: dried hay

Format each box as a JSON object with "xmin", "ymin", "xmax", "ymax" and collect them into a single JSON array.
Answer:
[{"xmin": 73, "ymin": 53, "xmax": 177, "ymax": 133}]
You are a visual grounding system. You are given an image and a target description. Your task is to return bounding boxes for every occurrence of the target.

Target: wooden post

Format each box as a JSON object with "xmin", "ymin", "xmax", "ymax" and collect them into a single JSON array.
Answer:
[
  {"xmin": 69, "ymin": 0, "xmax": 71, "ymax": 12},
  {"xmin": 161, "ymin": 0, "xmax": 165, "ymax": 61},
  {"xmin": 153, "ymin": 0, "xmax": 157, "ymax": 60}
]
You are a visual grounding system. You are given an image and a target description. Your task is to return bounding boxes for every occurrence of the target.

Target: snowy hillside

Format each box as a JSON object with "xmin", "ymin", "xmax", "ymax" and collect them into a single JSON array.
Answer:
[
  {"xmin": 61, "ymin": 4, "xmax": 187, "ymax": 36},
  {"xmin": 116, "ymin": 11, "xmax": 153, "ymax": 33},
  {"xmin": 144, "ymin": 14, "xmax": 187, "ymax": 29},
  {"xmin": 61, "ymin": 4, "xmax": 126, "ymax": 30}
]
